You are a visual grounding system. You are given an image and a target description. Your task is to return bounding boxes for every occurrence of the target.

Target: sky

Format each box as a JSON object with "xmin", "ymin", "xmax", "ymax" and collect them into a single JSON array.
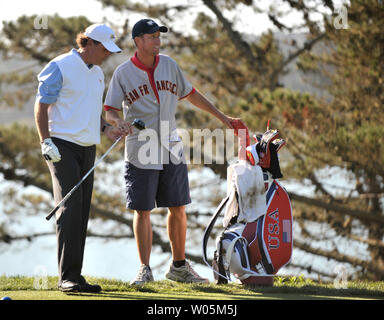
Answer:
[
  {"xmin": 0, "ymin": 0, "xmax": 351, "ymax": 39},
  {"xmin": 0, "ymin": 0, "xmax": 128, "ymax": 27},
  {"xmin": 0, "ymin": 0, "xmax": 107, "ymax": 21},
  {"xmin": 0, "ymin": 0, "xmax": 312, "ymax": 36}
]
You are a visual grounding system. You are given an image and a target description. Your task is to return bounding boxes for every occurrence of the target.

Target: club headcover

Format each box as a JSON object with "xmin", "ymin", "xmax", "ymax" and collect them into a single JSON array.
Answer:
[
  {"xmin": 256, "ymin": 129, "xmax": 280, "ymax": 168},
  {"xmin": 257, "ymin": 129, "xmax": 286, "ymax": 178},
  {"xmin": 246, "ymin": 144, "xmax": 259, "ymax": 166},
  {"xmin": 247, "ymin": 128, "xmax": 286, "ymax": 179}
]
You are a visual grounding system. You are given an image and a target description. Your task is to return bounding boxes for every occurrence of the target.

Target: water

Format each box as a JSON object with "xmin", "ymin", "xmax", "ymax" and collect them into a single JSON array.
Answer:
[
  {"xmin": 0, "ymin": 166, "xmax": 222, "ymax": 282},
  {"xmin": 0, "ymin": 164, "xmax": 371, "ymax": 282},
  {"xmin": 0, "ymin": 211, "xmax": 214, "ymax": 282}
]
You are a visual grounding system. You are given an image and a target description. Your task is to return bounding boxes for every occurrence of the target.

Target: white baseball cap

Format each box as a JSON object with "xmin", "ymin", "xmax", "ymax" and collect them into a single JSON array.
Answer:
[{"xmin": 84, "ymin": 23, "xmax": 121, "ymax": 53}]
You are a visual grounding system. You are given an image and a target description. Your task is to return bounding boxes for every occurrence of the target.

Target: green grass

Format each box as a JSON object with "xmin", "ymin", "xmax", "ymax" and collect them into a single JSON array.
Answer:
[{"xmin": 1, "ymin": 275, "xmax": 384, "ymax": 300}]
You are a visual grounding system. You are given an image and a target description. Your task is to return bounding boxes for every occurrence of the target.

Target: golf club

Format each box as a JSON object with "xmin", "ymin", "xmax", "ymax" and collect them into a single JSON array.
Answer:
[{"xmin": 45, "ymin": 119, "xmax": 145, "ymax": 221}]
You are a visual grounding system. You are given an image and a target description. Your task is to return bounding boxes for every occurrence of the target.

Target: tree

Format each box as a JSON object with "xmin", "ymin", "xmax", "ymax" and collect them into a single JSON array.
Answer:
[
  {"xmin": 1, "ymin": 0, "xmax": 383, "ymax": 280},
  {"xmin": 292, "ymin": 0, "xmax": 384, "ymax": 280}
]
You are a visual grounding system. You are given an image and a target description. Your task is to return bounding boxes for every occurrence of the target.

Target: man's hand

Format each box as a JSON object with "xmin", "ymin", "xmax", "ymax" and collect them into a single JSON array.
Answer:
[
  {"xmin": 115, "ymin": 119, "xmax": 133, "ymax": 136},
  {"xmin": 228, "ymin": 118, "xmax": 246, "ymax": 133},
  {"xmin": 104, "ymin": 125, "xmax": 123, "ymax": 141},
  {"xmin": 41, "ymin": 138, "xmax": 61, "ymax": 162},
  {"xmin": 228, "ymin": 118, "xmax": 251, "ymax": 147}
]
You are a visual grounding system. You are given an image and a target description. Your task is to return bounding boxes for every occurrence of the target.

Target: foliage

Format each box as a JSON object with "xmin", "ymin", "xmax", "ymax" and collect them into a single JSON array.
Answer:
[
  {"xmin": 293, "ymin": 0, "xmax": 384, "ymax": 280},
  {"xmin": 1, "ymin": 14, "xmax": 92, "ymax": 62},
  {"xmin": 1, "ymin": 0, "xmax": 384, "ymax": 281}
]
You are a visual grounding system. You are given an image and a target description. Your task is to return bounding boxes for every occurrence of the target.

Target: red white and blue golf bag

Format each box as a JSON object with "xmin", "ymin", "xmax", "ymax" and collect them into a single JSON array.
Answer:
[{"xmin": 202, "ymin": 124, "xmax": 293, "ymax": 285}]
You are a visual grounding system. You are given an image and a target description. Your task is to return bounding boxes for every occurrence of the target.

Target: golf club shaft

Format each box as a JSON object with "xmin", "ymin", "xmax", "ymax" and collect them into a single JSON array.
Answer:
[{"xmin": 45, "ymin": 136, "xmax": 122, "ymax": 221}]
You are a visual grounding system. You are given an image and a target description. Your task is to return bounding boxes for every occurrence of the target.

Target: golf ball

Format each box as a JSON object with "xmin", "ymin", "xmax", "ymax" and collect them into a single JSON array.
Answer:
[{"xmin": 1, "ymin": 296, "xmax": 12, "ymax": 300}]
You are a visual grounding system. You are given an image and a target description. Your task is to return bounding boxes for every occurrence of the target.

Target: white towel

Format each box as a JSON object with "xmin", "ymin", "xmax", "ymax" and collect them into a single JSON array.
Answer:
[{"xmin": 223, "ymin": 160, "xmax": 267, "ymax": 227}]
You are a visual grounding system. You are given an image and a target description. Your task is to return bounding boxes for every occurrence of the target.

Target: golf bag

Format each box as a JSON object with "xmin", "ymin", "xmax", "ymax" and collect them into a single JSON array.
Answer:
[{"xmin": 202, "ymin": 126, "xmax": 293, "ymax": 285}]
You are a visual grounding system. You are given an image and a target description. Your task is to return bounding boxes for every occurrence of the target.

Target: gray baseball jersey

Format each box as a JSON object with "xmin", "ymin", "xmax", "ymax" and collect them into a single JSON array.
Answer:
[{"xmin": 104, "ymin": 53, "xmax": 194, "ymax": 169}]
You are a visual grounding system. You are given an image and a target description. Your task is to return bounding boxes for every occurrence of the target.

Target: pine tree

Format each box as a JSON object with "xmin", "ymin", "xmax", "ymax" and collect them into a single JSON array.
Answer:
[{"xmin": 1, "ymin": 1, "xmax": 383, "ymax": 280}]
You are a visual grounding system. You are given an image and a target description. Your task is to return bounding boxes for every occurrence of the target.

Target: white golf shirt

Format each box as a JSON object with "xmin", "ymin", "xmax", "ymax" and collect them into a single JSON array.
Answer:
[{"xmin": 38, "ymin": 49, "xmax": 105, "ymax": 146}]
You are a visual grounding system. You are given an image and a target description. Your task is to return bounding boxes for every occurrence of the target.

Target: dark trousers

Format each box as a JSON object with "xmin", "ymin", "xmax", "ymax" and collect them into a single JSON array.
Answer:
[{"xmin": 46, "ymin": 137, "xmax": 96, "ymax": 283}]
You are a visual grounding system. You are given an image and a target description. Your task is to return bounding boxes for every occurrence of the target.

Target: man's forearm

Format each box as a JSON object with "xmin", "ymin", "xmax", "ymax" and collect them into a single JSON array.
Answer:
[
  {"xmin": 187, "ymin": 90, "xmax": 229, "ymax": 126},
  {"xmin": 34, "ymin": 101, "xmax": 51, "ymax": 142}
]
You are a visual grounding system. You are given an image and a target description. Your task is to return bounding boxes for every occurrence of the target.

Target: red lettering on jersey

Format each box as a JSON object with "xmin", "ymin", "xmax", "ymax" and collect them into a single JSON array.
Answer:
[
  {"xmin": 125, "ymin": 85, "xmax": 151, "ymax": 105},
  {"xmin": 128, "ymin": 89, "xmax": 140, "ymax": 103},
  {"xmin": 138, "ymin": 85, "xmax": 150, "ymax": 96},
  {"xmin": 128, "ymin": 92, "xmax": 135, "ymax": 103},
  {"xmin": 125, "ymin": 94, "xmax": 132, "ymax": 104},
  {"xmin": 133, "ymin": 89, "xmax": 140, "ymax": 100},
  {"xmin": 156, "ymin": 80, "xmax": 178, "ymax": 96}
]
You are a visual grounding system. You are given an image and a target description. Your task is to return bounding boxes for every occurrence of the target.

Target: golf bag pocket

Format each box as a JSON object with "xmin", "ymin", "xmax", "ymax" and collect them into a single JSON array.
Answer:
[
  {"xmin": 215, "ymin": 223, "xmax": 251, "ymax": 281},
  {"xmin": 246, "ymin": 180, "xmax": 293, "ymax": 276}
]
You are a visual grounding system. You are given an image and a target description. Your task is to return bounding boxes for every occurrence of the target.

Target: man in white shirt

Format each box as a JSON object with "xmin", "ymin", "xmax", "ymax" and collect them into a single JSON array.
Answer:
[{"xmin": 34, "ymin": 24, "xmax": 124, "ymax": 293}]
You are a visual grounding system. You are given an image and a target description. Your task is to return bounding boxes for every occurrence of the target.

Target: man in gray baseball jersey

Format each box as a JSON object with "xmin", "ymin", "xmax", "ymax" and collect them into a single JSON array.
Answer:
[
  {"xmin": 104, "ymin": 19, "xmax": 242, "ymax": 284},
  {"xmin": 35, "ymin": 24, "xmax": 124, "ymax": 292}
]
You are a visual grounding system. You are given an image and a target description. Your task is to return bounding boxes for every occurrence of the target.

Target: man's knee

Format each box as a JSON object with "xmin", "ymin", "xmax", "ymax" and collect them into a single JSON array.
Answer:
[
  {"xmin": 168, "ymin": 206, "xmax": 186, "ymax": 216},
  {"xmin": 135, "ymin": 210, "xmax": 151, "ymax": 220},
  {"xmin": 168, "ymin": 207, "xmax": 187, "ymax": 226}
]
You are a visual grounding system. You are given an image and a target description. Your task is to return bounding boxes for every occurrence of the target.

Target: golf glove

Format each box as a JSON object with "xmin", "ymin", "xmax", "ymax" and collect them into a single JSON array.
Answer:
[{"xmin": 41, "ymin": 138, "xmax": 61, "ymax": 162}]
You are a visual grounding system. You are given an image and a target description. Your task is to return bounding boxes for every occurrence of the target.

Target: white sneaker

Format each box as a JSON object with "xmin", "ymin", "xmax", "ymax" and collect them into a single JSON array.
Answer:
[
  {"xmin": 130, "ymin": 264, "xmax": 154, "ymax": 285},
  {"xmin": 165, "ymin": 261, "xmax": 209, "ymax": 284}
]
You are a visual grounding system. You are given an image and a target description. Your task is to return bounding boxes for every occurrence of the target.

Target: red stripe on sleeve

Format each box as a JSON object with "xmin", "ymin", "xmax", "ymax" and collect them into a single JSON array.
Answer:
[
  {"xmin": 104, "ymin": 105, "xmax": 121, "ymax": 112},
  {"xmin": 179, "ymin": 87, "xmax": 196, "ymax": 100}
]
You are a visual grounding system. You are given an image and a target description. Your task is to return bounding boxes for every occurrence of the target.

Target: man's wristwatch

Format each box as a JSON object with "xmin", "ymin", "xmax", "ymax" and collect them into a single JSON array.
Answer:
[{"xmin": 102, "ymin": 123, "xmax": 111, "ymax": 132}]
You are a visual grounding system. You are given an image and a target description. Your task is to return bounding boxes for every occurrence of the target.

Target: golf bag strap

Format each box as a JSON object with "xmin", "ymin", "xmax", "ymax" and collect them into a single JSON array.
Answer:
[
  {"xmin": 224, "ymin": 235, "xmax": 247, "ymax": 270},
  {"xmin": 202, "ymin": 196, "xmax": 230, "ymax": 267},
  {"xmin": 217, "ymin": 236, "xmax": 230, "ymax": 283}
]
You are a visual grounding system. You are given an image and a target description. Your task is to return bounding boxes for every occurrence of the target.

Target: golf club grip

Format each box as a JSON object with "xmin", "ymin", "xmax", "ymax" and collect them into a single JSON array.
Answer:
[{"xmin": 46, "ymin": 206, "xmax": 60, "ymax": 221}]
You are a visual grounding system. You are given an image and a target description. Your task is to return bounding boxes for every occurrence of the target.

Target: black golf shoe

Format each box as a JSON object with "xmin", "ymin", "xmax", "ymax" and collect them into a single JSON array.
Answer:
[
  {"xmin": 58, "ymin": 280, "xmax": 81, "ymax": 293},
  {"xmin": 79, "ymin": 275, "xmax": 102, "ymax": 293}
]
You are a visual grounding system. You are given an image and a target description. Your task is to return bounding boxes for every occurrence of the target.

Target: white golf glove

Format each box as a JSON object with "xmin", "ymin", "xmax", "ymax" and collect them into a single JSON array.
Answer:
[{"xmin": 41, "ymin": 138, "xmax": 61, "ymax": 162}]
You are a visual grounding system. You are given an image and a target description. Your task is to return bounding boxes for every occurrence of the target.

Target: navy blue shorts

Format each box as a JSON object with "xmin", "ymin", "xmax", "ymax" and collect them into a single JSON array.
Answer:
[{"xmin": 124, "ymin": 161, "xmax": 191, "ymax": 211}]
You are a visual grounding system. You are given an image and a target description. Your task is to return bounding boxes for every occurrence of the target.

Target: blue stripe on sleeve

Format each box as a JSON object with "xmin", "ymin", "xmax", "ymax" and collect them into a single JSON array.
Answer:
[{"xmin": 36, "ymin": 61, "xmax": 63, "ymax": 104}]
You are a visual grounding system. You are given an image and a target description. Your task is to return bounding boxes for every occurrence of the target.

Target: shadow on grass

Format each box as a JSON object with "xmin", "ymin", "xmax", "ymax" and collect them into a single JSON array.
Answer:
[
  {"xmin": 243, "ymin": 283, "xmax": 384, "ymax": 299},
  {"xmin": 189, "ymin": 284, "xmax": 230, "ymax": 294},
  {"xmin": 83, "ymin": 278, "xmax": 384, "ymax": 300},
  {"xmin": 83, "ymin": 284, "xmax": 384, "ymax": 300},
  {"xmin": 2, "ymin": 276, "xmax": 384, "ymax": 300},
  {"xmin": 66, "ymin": 291, "xmax": 160, "ymax": 300}
]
